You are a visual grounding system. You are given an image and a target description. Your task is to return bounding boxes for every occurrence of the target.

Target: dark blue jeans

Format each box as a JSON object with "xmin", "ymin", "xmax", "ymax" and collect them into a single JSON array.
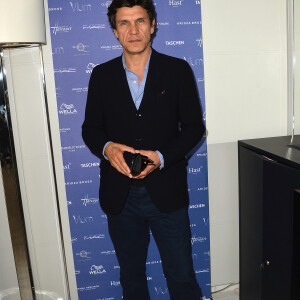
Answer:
[{"xmin": 107, "ymin": 185, "xmax": 202, "ymax": 300}]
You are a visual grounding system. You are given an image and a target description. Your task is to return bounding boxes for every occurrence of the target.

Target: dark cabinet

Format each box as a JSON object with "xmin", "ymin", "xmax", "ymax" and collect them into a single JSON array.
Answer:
[{"xmin": 238, "ymin": 136, "xmax": 300, "ymax": 300}]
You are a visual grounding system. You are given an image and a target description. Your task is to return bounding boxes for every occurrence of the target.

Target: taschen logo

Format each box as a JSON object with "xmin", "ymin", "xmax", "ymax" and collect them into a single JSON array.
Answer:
[
  {"xmin": 81, "ymin": 162, "xmax": 100, "ymax": 168},
  {"xmin": 59, "ymin": 103, "xmax": 78, "ymax": 115},
  {"xmin": 169, "ymin": 0, "xmax": 184, "ymax": 7},
  {"xmin": 166, "ymin": 41, "xmax": 184, "ymax": 46},
  {"xmin": 89, "ymin": 265, "xmax": 106, "ymax": 275}
]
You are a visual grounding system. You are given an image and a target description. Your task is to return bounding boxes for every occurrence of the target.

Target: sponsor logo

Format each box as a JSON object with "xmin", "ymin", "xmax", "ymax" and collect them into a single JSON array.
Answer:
[
  {"xmin": 65, "ymin": 180, "xmax": 93, "ymax": 186},
  {"xmin": 70, "ymin": 2, "xmax": 92, "ymax": 12},
  {"xmin": 72, "ymin": 87, "xmax": 88, "ymax": 93},
  {"xmin": 154, "ymin": 287, "xmax": 169, "ymax": 295},
  {"xmin": 71, "ymin": 237, "xmax": 77, "ymax": 242},
  {"xmin": 197, "ymin": 152, "xmax": 207, "ymax": 157},
  {"xmin": 157, "ymin": 22, "xmax": 170, "ymax": 26},
  {"xmin": 62, "ymin": 145, "xmax": 85, "ymax": 152},
  {"xmin": 195, "ymin": 268, "xmax": 210, "ymax": 274},
  {"xmin": 67, "ymin": 201, "xmax": 72, "ymax": 206},
  {"xmin": 60, "ymin": 128, "xmax": 71, "ymax": 133},
  {"xmin": 52, "ymin": 46, "xmax": 64, "ymax": 55},
  {"xmin": 81, "ymin": 162, "xmax": 100, "ymax": 168},
  {"xmin": 54, "ymin": 68, "xmax": 76, "ymax": 74},
  {"xmin": 86, "ymin": 63, "xmax": 97, "ymax": 74},
  {"xmin": 84, "ymin": 234, "xmax": 105, "ymax": 240},
  {"xmin": 190, "ymin": 223, "xmax": 197, "ymax": 228},
  {"xmin": 195, "ymin": 0, "xmax": 201, "ymax": 4},
  {"xmin": 100, "ymin": 1, "xmax": 112, "ymax": 8},
  {"xmin": 192, "ymin": 253, "xmax": 198, "ymax": 260},
  {"xmin": 73, "ymin": 215, "xmax": 94, "ymax": 224},
  {"xmin": 189, "ymin": 203, "xmax": 205, "ymax": 209},
  {"xmin": 100, "ymin": 44, "xmax": 123, "ymax": 51},
  {"xmin": 184, "ymin": 56, "xmax": 203, "ymax": 67},
  {"xmin": 72, "ymin": 43, "xmax": 90, "ymax": 55},
  {"xmin": 83, "ymin": 24, "xmax": 105, "ymax": 30},
  {"xmin": 50, "ymin": 22, "xmax": 72, "ymax": 35},
  {"xmin": 191, "ymin": 235, "xmax": 207, "ymax": 245},
  {"xmin": 75, "ymin": 270, "xmax": 80, "ymax": 275},
  {"xmin": 188, "ymin": 167, "xmax": 203, "ymax": 174},
  {"xmin": 177, "ymin": 21, "xmax": 200, "ymax": 26},
  {"xmin": 49, "ymin": 7, "xmax": 63, "ymax": 11},
  {"xmin": 64, "ymin": 163, "xmax": 71, "ymax": 170},
  {"xmin": 89, "ymin": 265, "xmax": 106, "ymax": 275},
  {"xmin": 56, "ymin": 87, "xmax": 61, "ymax": 97},
  {"xmin": 166, "ymin": 40, "xmax": 184, "ymax": 46},
  {"xmin": 101, "ymin": 250, "xmax": 115, "ymax": 255},
  {"xmin": 146, "ymin": 260, "xmax": 162, "ymax": 265},
  {"xmin": 81, "ymin": 195, "xmax": 99, "ymax": 206},
  {"xmin": 59, "ymin": 103, "xmax": 78, "ymax": 115},
  {"xmin": 203, "ymin": 217, "xmax": 209, "ymax": 226},
  {"xmin": 196, "ymin": 37, "xmax": 203, "ymax": 47},
  {"xmin": 197, "ymin": 77, "xmax": 204, "ymax": 83},
  {"xmin": 78, "ymin": 285, "xmax": 100, "ymax": 292},
  {"xmin": 169, "ymin": 0, "xmax": 184, "ymax": 7},
  {"xmin": 110, "ymin": 281, "xmax": 121, "ymax": 287},
  {"xmin": 197, "ymin": 187, "xmax": 208, "ymax": 191},
  {"xmin": 76, "ymin": 250, "xmax": 92, "ymax": 260}
]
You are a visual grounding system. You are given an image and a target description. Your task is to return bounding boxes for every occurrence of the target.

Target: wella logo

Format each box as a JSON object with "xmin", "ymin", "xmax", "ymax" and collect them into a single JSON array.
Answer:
[
  {"xmin": 89, "ymin": 265, "xmax": 106, "ymax": 275},
  {"xmin": 59, "ymin": 103, "xmax": 78, "ymax": 115}
]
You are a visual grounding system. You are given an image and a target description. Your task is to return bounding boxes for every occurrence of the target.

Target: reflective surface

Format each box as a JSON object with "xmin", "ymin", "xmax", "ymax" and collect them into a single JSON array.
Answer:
[{"xmin": 0, "ymin": 50, "xmax": 35, "ymax": 299}]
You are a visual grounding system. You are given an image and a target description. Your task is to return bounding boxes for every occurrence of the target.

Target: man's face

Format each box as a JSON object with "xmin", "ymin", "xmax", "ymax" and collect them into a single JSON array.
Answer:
[{"xmin": 113, "ymin": 5, "xmax": 155, "ymax": 56}]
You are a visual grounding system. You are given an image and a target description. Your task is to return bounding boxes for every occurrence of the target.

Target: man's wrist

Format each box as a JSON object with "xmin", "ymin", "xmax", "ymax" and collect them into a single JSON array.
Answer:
[
  {"xmin": 103, "ymin": 141, "xmax": 113, "ymax": 160},
  {"xmin": 156, "ymin": 150, "xmax": 164, "ymax": 169}
]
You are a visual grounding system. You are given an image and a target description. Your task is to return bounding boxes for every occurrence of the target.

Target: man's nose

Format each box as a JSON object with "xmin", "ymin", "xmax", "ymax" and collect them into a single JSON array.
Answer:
[{"xmin": 129, "ymin": 23, "xmax": 138, "ymax": 34}]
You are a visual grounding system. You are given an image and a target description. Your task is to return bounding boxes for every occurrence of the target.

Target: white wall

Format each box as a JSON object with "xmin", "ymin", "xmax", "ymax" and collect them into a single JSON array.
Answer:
[{"xmin": 201, "ymin": 0, "xmax": 288, "ymax": 285}]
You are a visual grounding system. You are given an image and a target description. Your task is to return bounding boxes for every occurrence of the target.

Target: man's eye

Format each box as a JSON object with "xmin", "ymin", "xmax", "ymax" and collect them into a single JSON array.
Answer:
[
  {"xmin": 120, "ymin": 22, "xmax": 127, "ymax": 26},
  {"xmin": 137, "ymin": 19, "xmax": 144, "ymax": 24}
]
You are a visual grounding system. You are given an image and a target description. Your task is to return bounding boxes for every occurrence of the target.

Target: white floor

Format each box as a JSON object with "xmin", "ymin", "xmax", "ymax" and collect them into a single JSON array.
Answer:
[{"xmin": 211, "ymin": 284, "xmax": 239, "ymax": 300}]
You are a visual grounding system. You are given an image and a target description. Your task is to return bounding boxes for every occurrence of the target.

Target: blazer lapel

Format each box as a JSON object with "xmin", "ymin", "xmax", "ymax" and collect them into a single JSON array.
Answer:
[{"xmin": 138, "ymin": 49, "xmax": 163, "ymax": 112}]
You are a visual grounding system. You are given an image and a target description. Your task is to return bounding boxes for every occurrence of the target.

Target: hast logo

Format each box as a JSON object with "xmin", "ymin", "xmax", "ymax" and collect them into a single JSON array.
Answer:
[{"xmin": 169, "ymin": 0, "xmax": 183, "ymax": 7}]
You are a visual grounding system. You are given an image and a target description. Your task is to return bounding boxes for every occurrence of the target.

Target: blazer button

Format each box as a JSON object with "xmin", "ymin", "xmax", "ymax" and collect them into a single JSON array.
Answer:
[
  {"xmin": 136, "ymin": 138, "xmax": 143, "ymax": 142},
  {"xmin": 136, "ymin": 113, "xmax": 142, "ymax": 117}
]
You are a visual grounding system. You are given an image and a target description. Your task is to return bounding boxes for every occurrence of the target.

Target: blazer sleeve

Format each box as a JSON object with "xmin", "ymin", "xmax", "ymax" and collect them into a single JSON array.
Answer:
[
  {"xmin": 82, "ymin": 65, "xmax": 108, "ymax": 160},
  {"xmin": 159, "ymin": 61, "xmax": 206, "ymax": 170}
]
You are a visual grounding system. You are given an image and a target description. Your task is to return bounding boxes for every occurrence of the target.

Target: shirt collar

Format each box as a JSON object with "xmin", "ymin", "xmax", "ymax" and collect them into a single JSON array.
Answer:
[{"xmin": 122, "ymin": 48, "xmax": 152, "ymax": 73}]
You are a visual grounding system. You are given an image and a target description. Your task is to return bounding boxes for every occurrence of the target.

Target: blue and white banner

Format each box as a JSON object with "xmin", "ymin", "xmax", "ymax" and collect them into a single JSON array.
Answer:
[{"xmin": 48, "ymin": 0, "xmax": 210, "ymax": 299}]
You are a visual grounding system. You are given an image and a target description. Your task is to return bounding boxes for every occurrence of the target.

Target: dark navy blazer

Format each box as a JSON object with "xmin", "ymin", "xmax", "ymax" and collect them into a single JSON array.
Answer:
[{"xmin": 82, "ymin": 49, "xmax": 205, "ymax": 214}]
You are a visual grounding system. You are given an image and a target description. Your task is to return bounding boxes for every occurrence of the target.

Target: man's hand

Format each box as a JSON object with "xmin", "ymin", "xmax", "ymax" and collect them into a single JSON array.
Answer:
[
  {"xmin": 133, "ymin": 150, "xmax": 161, "ymax": 179},
  {"xmin": 105, "ymin": 143, "xmax": 137, "ymax": 178}
]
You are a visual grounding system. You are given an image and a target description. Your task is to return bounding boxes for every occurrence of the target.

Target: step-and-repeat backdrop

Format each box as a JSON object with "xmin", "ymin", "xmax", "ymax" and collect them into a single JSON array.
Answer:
[{"xmin": 48, "ymin": 0, "xmax": 210, "ymax": 299}]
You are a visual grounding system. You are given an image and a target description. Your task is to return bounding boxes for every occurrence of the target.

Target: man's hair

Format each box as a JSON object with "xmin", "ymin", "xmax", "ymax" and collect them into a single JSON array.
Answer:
[{"xmin": 107, "ymin": 0, "xmax": 156, "ymax": 30}]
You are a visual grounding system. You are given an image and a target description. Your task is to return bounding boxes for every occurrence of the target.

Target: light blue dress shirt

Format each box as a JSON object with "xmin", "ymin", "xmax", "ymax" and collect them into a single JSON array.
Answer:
[{"xmin": 103, "ymin": 51, "xmax": 164, "ymax": 169}]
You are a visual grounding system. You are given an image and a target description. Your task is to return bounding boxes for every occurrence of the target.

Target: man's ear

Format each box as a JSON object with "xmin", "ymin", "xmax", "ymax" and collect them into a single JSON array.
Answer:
[
  {"xmin": 151, "ymin": 18, "xmax": 155, "ymax": 34},
  {"xmin": 113, "ymin": 29, "xmax": 119, "ymax": 39}
]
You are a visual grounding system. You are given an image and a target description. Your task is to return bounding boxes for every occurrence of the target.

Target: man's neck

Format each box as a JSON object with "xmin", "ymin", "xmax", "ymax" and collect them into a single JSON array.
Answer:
[{"xmin": 123, "ymin": 46, "xmax": 151, "ymax": 73}]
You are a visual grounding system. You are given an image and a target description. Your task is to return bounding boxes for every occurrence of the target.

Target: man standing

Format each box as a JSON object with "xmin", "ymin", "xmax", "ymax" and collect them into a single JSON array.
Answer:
[{"xmin": 82, "ymin": 0, "xmax": 205, "ymax": 299}]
